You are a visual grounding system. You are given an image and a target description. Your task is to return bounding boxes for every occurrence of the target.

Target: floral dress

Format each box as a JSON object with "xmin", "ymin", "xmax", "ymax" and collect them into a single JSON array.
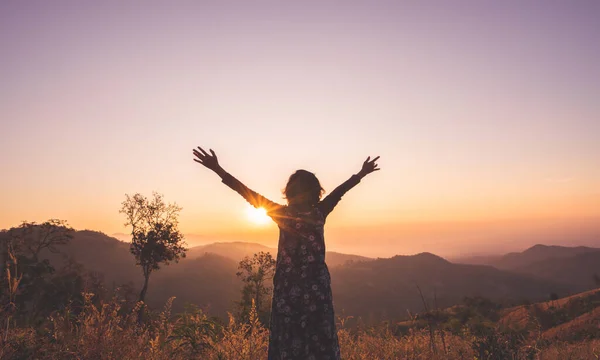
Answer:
[{"xmin": 221, "ymin": 173, "xmax": 361, "ymax": 360}]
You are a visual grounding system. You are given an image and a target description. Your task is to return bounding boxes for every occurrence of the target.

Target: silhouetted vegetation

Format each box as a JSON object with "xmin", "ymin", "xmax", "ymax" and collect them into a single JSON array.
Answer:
[
  {"xmin": 0, "ymin": 220, "xmax": 106, "ymax": 329},
  {"xmin": 2, "ymin": 221, "xmax": 600, "ymax": 359},
  {"xmin": 2, "ymin": 287, "xmax": 600, "ymax": 359},
  {"xmin": 120, "ymin": 192, "xmax": 187, "ymax": 320},
  {"xmin": 235, "ymin": 251, "xmax": 275, "ymax": 325}
]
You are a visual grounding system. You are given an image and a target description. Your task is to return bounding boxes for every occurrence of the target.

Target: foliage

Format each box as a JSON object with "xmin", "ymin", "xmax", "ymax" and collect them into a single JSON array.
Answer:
[
  {"xmin": 1, "ymin": 289, "xmax": 600, "ymax": 359},
  {"xmin": 470, "ymin": 330, "xmax": 539, "ymax": 360},
  {"xmin": 211, "ymin": 300, "xmax": 270, "ymax": 360},
  {"xmin": 168, "ymin": 304, "xmax": 221, "ymax": 356},
  {"xmin": 120, "ymin": 192, "xmax": 187, "ymax": 305},
  {"xmin": 2, "ymin": 221, "xmax": 600, "ymax": 359},
  {"xmin": 0, "ymin": 220, "xmax": 97, "ymax": 327},
  {"xmin": 235, "ymin": 251, "xmax": 275, "ymax": 325},
  {"xmin": 3, "ymin": 219, "xmax": 73, "ymax": 261}
]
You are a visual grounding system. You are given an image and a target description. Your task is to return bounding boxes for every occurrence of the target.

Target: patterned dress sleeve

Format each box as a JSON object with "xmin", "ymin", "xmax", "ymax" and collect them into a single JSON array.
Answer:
[
  {"xmin": 220, "ymin": 172, "xmax": 285, "ymax": 221},
  {"xmin": 318, "ymin": 174, "xmax": 361, "ymax": 217}
]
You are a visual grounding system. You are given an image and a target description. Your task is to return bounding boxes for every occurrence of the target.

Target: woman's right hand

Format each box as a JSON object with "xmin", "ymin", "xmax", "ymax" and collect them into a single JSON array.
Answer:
[{"xmin": 193, "ymin": 146, "xmax": 221, "ymax": 172}]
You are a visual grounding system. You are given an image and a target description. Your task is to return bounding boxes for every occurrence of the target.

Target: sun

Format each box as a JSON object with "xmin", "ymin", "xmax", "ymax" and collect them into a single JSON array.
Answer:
[{"xmin": 246, "ymin": 205, "xmax": 270, "ymax": 225}]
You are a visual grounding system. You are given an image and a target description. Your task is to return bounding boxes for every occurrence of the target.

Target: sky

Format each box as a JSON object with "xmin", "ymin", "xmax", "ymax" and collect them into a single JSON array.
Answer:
[{"xmin": 1, "ymin": 1, "xmax": 599, "ymax": 257}]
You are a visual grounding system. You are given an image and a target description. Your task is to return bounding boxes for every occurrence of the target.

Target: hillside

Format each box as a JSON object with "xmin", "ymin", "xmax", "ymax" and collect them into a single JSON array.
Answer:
[
  {"xmin": 33, "ymin": 231, "xmax": 241, "ymax": 317},
  {"xmin": 329, "ymin": 252, "xmax": 574, "ymax": 322},
  {"xmin": 19, "ymin": 231, "xmax": 370, "ymax": 316},
  {"xmin": 186, "ymin": 241, "xmax": 275, "ymax": 261},
  {"xmin": 457, "ymin": 244, "xmax": 600, "ymax": 292},
  {"xmin": 457, "ymin": 244, "xmax": 599, "ymax": 270},
  {"xmin": 500, "ymin": 288, "xmax": 600, "ymax": 342},
  {"xmin": 187, "ymin": 241, "xmax": 373, "ymax": 268},
  {"xmin": 512, "ymin": 251, "xmax": 600, "ymax": 291},
  {"xmin": 493, "ymin": 244, "xmax": 599, "ymax": 270},
  {"xmin": 39, "ymin": 230, "xmax": 140, "ymax": 285},
  {"xmin": 8, "ymin": 228, "xmax": 584, "ymax": 322},
  {"xmin": 542, "ymin": 307, "xmax": 600, "ymax": 341},
  {"xmin": 147, "ymin": 253, "xmax": 241, "ymax": 317}
]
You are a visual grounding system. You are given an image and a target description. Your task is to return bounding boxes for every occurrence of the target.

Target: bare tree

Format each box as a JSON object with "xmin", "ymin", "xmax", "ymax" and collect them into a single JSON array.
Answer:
[{"xmin": 120, "ymin": 192, "xmax": 187, "ymax": 306}]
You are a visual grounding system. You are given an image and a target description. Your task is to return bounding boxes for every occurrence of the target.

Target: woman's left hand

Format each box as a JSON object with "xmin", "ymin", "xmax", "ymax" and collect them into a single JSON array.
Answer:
[{"xmin": 357, "ymin": 156, "xmax": 380, "ymax": 178}]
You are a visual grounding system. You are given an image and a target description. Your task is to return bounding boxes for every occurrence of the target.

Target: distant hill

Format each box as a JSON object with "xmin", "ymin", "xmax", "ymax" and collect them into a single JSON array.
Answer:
[
  {"xmin": 329, "ymin": 252, "xmax": 575, "ymax": 322},
  {"xmin": 187, "ymin": 242, "xmax": 275, "ymax": 261},
  {"xmin": 452, "ymin": 254, "xmax": 505, "ymax": 266},
  {"xmin": 10, "ymin": 228, "xmax": 584, "ymax": 322},
  {"xmin": 456, "ymin": 244, "xmax": 600, "ymax": 292},
  {"xmin": 30, "ymin": 230, "xmax": 241, "ymax": 317},
  {"xmin": 147, "ymin": 253, "xmax": 241, "ymax": 317},
  {"xmin": 186, "ymin": 241, "xmax": 373, "ymax": 268},
  {"xmin": 457, "ymin": 244, "xmax": 599, "ymax": 270},
  {"xmin": 512, "ymin": 250, "xmax": 600, "ymax": 291},
  {"xmin": 492, "ymin": 244, "xmax": 599, "ymax": 270},
  {"xmin": 28, "ymin": 231, "xmax": 370, "ymax": 316},
  {"xmin": 324, "ymin": 251, "xmax": 373, "ymax": 268},
  {"xmin": 41, "ymin": 230, "xmax": 140, "ymax": 285}
]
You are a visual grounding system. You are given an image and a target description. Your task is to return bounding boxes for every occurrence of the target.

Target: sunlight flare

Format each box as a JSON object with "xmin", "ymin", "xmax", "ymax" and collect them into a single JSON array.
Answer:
[{"xmin": 246, "ymin": 205, "xmax": 270, "ymax": 225}]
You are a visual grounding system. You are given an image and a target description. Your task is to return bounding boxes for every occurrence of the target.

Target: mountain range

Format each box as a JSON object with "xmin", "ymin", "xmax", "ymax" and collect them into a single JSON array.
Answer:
[
  {"xmin": 455, "ymin": 244, "xmax": 600, "ymax": 291},
  {"xmin": 14, "ymin": 229, "xmax": 600, "ymax": 322}
]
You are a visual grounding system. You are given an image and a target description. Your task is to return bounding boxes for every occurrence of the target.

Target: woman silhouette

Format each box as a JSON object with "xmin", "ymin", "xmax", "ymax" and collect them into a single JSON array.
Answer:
[{"xmin": 193, "ymin": 147, "xmax": 380, "ymax": 360}]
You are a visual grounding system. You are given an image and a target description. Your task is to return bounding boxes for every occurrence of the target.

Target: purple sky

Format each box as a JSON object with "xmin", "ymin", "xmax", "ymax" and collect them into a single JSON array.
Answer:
[{"xmin": 1, "ymin": 1, "xmax": 599, "ymax": 256}]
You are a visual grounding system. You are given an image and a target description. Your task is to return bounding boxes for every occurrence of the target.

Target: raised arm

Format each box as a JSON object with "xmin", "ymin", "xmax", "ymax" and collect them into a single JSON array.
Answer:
[
  {"xmin": 319, "ymin": 156, "xmax": 380, "ymax": 217},
  {"xmin": 193, "ymin": 147, "xmax": 284, "ymax": 217}
]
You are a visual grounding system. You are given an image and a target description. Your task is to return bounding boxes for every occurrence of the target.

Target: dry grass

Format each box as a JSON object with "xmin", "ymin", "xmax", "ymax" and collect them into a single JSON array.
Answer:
[
  {"xmin": 542, "ymin": 307, "xmax": 600, "ymax": 342},
  {"xmin": 538, "ymin": 339, "xmax": 600, "ymax": 360},
  {"xmin": 338, "ymin": 327, "xmax": 473, "ymax": 360},
  {"xmin": 1, "ymin": 295, "xmax": 600, "ymax": 360}
]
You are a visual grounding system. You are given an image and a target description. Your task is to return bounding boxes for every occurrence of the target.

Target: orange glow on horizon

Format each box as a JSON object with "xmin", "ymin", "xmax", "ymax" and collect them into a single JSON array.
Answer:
[{"xmin": 1, "ymin": 1, "xmax": 599, "ymax": 259}]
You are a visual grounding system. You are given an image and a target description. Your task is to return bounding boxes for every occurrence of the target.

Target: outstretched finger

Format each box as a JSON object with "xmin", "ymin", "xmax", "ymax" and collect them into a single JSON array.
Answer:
[
  {"xmin": 197, "ymin": 147, "xmax": 210, "ymax": 156},
  {"xmin": 365, "ymin": 156, "xmax": 370, "ymax": 163},
  {"xmin": 192, "ymin": 149, "xmax": 204, "ymax": 159},
  {"xmin": 371, "ymin": 156, "xmax": 380, "ymax": 163},
  {"xmin": 193, "ymin": 159, "xmax": 204, "ymax": 164},
  {"xmin": 209, "ymin": 149, "xmax": 217, "ymax": 158}
]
